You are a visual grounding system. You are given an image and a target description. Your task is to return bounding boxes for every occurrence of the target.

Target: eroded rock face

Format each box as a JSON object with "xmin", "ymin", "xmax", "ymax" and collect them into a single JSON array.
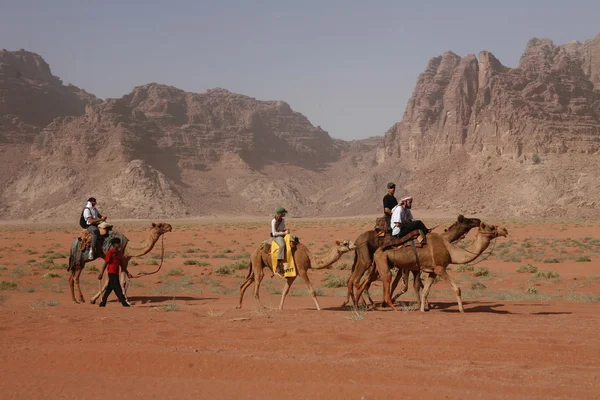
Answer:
[
  {"xmin": 0, "ymin": 49, "xmax": 98, "ymax": 143},
  {"xmin": 385, "ymin": 35, "xmax": 600, "ymax": 160},
  {"xmin": 382, "ymin": 34, "xmax": 600, "ymax": 218}
]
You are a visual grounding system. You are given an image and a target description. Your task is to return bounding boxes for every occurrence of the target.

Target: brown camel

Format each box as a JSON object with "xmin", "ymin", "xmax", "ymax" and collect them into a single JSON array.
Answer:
[
  {"xmin": 67, "ymin": 223, "xmax": 172, "ymax": 304},
  {"xmin": 356, "ymin": 222, "xmax": 508, "ymax": 312},
  {"xmin": 237, "ymin": 239, "xmax": 356, "ymax": 310},
  {"xmin": 341, "ymin": 215, "xmax": 481, "ymax": 307}
]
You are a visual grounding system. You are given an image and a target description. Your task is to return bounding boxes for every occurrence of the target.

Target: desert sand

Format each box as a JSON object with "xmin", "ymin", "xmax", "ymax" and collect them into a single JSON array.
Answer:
[{"xmin": 0, "ymin": 216, "xmax": 599, "ymax": 399}]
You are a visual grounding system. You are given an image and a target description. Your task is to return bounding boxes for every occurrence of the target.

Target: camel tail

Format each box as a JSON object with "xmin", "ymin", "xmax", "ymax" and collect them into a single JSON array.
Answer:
[
  {"xmin": 244, "ymin": 259, "xmax": 253, "ymax": 279},
  {"xmin": 350, "ymin": 250, "xmax": 358, "ymax": 272}
]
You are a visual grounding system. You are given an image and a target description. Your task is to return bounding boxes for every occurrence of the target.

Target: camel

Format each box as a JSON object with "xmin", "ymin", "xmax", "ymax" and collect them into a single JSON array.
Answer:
[
  {"xmin": 237, "ymin": 239, "xmax": 356, "ymax": 311},
  {"xmin": 341, "ymin": 215, "xmax": 481, "ymax": 307},
  {"xmin": 67, "ymin": 223, "xmax": 172, "ymax": 304},
  {"xmin": 356, "ymin": 222, "xmax": 508, "ymax": 312}
]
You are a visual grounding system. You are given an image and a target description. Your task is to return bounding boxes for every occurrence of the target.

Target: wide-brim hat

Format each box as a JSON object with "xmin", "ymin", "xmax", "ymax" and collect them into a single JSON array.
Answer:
[{"xmin": 274, "ymin": 207, "xmax": 288, "ymax": 215}]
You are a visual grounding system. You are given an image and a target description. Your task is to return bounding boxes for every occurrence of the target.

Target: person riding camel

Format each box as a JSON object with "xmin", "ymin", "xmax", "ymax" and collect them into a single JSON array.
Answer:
[
  {"xmin": 271, "ymin": 207, "xmax": 289, "ymax": 275},
  {"xmin": 391, "ymin": 195, "xmax": 430, "ymax": 245},
  {"xmin": 382, "ymin": 182, "xmax": 398, "ymax": 234},
  {"xmin": 82, "ymin": 197, "xmax": 107, "ymax": 259}
]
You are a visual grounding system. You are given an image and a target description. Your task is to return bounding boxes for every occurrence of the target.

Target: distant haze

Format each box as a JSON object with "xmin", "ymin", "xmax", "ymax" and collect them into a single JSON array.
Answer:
[{"xmin": 1, "ymin": 0, "xmax": 599, "ymax": 139}]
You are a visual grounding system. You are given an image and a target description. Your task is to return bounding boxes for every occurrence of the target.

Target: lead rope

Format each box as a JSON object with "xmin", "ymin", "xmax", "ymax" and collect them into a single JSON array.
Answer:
[
  {"xmin": 130, "ymin": 235, "xmax": 165, "ymax": 279},
  {"xmin": 459, "ymin": 237, "xmax": 498, "ymax": 266}
]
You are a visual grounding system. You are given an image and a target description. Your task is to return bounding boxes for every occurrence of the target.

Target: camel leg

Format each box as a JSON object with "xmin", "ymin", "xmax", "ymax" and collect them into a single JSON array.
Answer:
[
  {"xmin": 391, "ymin": 269, "xmax": 410, "ymax": 303},
  {"xmin": 90, "ymin": 279, "xmax": 109, "ymax": 304},
  {"xmin": 355, "ymin": 266, "xmax": 378, "ymax": 307},
  {"xmin": 237, "ymin": 275, "xmax": 255, "ymax": 309},
  {"xmin": 253, "ymin": 269, "xmax": 265, "ymax": 308},
  {"xmin": 413, "ymin": 271, "xmax": 423, "ymax": 310},
  {"xmin": 434, "ymin": 266, "xmax": 464, "ymax": 313},
  {"xmin": 381, "ymin": 268, "xmax": 397, "ymax": 311},
  {"xmin": 278, "ymin": 276, "xmax": 296, "ymax": 310},
  {"xmin": 120, "ymin": 271, "xmax": 131, "ymax": 305},
  {"xmin": 420, "ymin": 272, "xmax": 436, "ymax": 312},
  {"xmin": 74, "ymin": 267, "xmax": 85, "ymax": 303},
  {"xmin": 342, "ymin": 269, "xmax": 355, "ymax": 307},
  {"xmin": 68, "ymin": 268, "xmax": 78, "ymax": 303},
  {"xmin": 297, "ymin": 267, "xmax": 322, "ymax": 311}
]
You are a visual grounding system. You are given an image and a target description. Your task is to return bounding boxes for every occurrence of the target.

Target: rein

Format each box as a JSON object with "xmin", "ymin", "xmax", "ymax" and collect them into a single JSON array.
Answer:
[
  {"xmin": 457, "ymin": 234, "xmax": 498, "ymax": 266},
  {"xmin": 130, "ymin": 235, "xmax": 165, "ymax": 279}
]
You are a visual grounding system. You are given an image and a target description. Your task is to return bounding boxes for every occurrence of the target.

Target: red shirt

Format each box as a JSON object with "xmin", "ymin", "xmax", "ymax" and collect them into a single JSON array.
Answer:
[{"xmin": 104, "ymin": 249, "xmax": 123, "ymax": 275}]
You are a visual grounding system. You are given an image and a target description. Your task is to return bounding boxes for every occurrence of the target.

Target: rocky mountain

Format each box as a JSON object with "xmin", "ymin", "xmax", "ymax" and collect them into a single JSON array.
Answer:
[
  {"xmin": 1, "ymin": 34, "xmax": 600, "ymax": 221},
  {"xmin": 0, "ymin": 54, "xmax": 385, "ymax": 219},
  {"xmin": 382, "ymin": 34, "xmax": 600, "ymax": 218}
]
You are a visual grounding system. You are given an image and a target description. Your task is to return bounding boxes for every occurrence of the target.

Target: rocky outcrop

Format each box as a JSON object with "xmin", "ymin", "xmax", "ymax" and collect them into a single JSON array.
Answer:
[
  {"xmin": 384, "ymin": 34, "xmax": 600, "ymax": 161},
  {"xmin": 381, "ymin": 34, "xmax": 600, "ymax": 218},
  {"xmin": 0, "ymin": 49, "xmax": 97, "ymax": 143}
]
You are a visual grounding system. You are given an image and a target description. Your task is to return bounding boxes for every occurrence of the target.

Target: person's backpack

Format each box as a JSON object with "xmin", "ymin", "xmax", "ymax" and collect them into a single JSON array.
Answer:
[{"xmin": 79, "ymin": 208, "xmax": 90, "ymax": 229}]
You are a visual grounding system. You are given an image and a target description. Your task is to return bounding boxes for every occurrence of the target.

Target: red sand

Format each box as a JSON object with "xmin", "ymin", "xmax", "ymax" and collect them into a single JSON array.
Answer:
[{"xmin": 1, "ymin": 218, "xmax": 599, "ymax": 399}]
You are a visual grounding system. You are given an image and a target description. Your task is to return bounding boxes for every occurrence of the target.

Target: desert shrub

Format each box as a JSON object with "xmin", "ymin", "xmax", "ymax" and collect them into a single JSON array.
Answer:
[
  {"xmin": 214, "ymin": 264, "xmax": 237, "ymax": 276},
  {"xmin": 166, "ymin": 268, "xmax": 185, "ymax": 277},
  {"xmin": 473, "ymin": 267, "xmax": 489, "ymax": 277},
  {"xmin": 0, "ymin": 281, "xmax": 18, "ymax": 291},
  {"xmin": 516, "ymin": 264, "xmax": 538, "ymax": 273},
  {"xmin": 470, "ymin": 281, "xmax": 487, "ymax": 290},
  {"xmin": 526, "ymin": 286, "xmax": 538, "ymax": 294},
  {"xmin": 543, "ymin": 258, "xmax": 560, "ymax": 264},
  {"xmin": 324, "ymin": 272, "xmax": 347, "ymax": 288},
  {"xmin": 575, "ymin": 256, "xmax": 591, "ymax": 262},
  {"xmin": 455, "ymin": 264, "xmax": 474, "ymax": 272},
  {"xmin": 533, "ymin": 270, "xmax": 560, "ymax": 279}
]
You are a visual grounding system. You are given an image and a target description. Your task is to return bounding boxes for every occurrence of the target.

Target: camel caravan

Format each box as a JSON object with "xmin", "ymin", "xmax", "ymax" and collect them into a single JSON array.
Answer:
[{"xmin": 68, "ymin": 188, "xmax": 508, "ymax": 312}]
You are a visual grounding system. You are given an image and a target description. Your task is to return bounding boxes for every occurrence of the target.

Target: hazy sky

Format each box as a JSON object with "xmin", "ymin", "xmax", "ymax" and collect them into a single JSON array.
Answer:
[{"xmin": 1, "ymin": 0, "xmax": 599, "ymax": 140}]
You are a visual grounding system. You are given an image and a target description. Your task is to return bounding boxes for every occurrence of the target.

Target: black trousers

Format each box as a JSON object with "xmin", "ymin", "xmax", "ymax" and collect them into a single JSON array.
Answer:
[
  {"xmin": 100, "ymin": 274, "xmax": 128, "ymax": 306},
  {"xmin": 396, "ymin": 220, "xmax": 429, "ymax": 238}
]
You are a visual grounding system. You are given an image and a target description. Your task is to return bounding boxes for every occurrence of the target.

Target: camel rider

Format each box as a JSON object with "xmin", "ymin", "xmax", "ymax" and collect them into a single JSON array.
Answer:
[
  {"xmin": 83, "ymin": 197, "xmax": 107, "ymax": 259},
  {"xmin": 382, "ymin": 182, "xmax": 398, "ymax": 234},
  {"xmin": 391, "ymin": 195, "xmax": 430, "ymax": 245},
  {"xmin": 271, "ymin": 207, "xmax": 289, "ymax": 275}
]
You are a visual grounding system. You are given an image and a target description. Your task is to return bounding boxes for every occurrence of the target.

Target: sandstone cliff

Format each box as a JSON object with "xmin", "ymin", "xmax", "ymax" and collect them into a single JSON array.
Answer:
[{"xmin": 382, "ymin": 34, "xmax": 600, "ymax": 218}]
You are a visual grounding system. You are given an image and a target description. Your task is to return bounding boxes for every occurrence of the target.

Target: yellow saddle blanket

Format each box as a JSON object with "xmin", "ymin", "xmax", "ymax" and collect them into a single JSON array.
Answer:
[{"xmin": 270, "ymin": 234, "xmax": 297, "ymax": 278}]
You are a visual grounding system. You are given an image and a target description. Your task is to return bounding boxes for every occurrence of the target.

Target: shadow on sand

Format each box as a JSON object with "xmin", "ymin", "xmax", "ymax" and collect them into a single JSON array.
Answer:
[{"xmin": 126, "ymin": 296, "xmax": 216, "ymax": 304}]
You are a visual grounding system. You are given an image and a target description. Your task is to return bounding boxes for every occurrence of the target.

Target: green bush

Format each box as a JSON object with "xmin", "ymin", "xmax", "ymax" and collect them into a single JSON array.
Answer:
[{"xmin": 473, "ymin": 267, "xmax": 489, "ymax": 277}]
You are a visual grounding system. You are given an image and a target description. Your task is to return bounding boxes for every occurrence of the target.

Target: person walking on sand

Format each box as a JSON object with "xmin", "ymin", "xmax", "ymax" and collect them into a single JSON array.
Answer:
[{"xmin": 97, "ymin": 238, "xmax": 131, "ymax": 307}]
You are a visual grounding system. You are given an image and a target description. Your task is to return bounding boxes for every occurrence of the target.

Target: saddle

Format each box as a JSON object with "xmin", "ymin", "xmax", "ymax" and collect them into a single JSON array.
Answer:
[
  {"xmin": 380, "ymin": 230, "xmax": 421, "ymax": 251},
  {"xmin": 261, "ymin": 235, "xmax": 299, "ymax": 254},
  {"xmin": 78, "ymin": 225, "xmax": 112, "ymax": 251}
]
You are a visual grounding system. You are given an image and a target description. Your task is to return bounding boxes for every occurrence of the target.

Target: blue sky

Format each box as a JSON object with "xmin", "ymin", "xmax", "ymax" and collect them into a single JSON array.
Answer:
[{"xmin": 1, "ymin": 0, "xmax": 599, "ymax": 140}]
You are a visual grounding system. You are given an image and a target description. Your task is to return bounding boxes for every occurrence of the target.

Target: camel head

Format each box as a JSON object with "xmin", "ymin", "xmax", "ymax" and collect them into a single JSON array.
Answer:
[
  {"xmin": 151, "ymin": 223, "xmax": 173, "ymax": 236},
  {"xmin": 478, "ymin": 222, "xmax": 508, "ymax": 238},
  {"xmin": 445, "ymin": 214, "xmax": 482, "ymax": 232},
  {"xmin": 334, "ymin": 240, "xmax": 357, "ymax": 252}
]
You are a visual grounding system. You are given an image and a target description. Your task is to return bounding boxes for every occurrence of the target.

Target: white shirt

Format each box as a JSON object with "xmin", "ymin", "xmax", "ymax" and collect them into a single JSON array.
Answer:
[
  {"xmin": 271, "ymin": 218, "xmax": 286, "ymax": 237},
  {"xmin": 391, "ymin": 206, "xmax": 413, "ymax": 236},
  {"xmin": 83, "ymin": 202, "xmax": 99, "ymax": 225}
]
